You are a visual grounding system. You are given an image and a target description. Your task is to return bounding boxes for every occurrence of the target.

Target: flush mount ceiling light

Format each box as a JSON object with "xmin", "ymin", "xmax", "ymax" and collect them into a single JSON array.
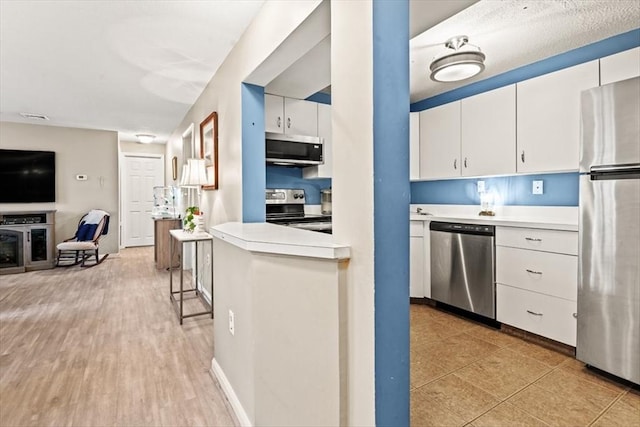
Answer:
[
  {"xmin": 136, "ymin": 134, "xmax": 156, "ymax": 144},
  {"xmin": 430, "ymin": 35, "xmax": 486, "ymax": 83}
]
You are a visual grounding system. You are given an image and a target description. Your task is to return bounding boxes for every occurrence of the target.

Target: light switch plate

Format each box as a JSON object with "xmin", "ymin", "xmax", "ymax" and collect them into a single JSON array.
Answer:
[
  {"xmin": 477, "ymin": 180, "xmax": 485, "ymax": 193},
  {"xmin": 532, "ymin": 180, "xmax": 544, "ymax": 195}
]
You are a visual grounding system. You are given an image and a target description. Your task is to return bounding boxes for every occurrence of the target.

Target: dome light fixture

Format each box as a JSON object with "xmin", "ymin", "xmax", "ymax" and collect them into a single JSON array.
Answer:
[
  {"xmin": 429, "ymin": 35, "xmax": 486, "ymax": 82},
  {"xmin": 136, "ymin": 133, "xmax": 156, "ymax": 144}
]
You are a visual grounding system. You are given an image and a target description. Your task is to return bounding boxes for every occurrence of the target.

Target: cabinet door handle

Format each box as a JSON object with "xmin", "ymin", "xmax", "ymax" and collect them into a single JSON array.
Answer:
[
  {"xmin": 277, "ymin": 117, "xmax": 281, "ymax": 128},
  {"xmin": 464, "ymin": 157, "xmax": 468, "ymax": 168},
  {"xmin": 525, "ymin": 237, "xmax": 542, "ymax": 242},
  {"xmin": 27, "ymin": 231, "xmax": 30, "ymax": 242},
  {"xmin": 526, "ymin": 269, "xmax": 543, "ymax": 275},
  {"xmin": 453, "ymin": 159, "xmax": 457, "ymax": 170},
  {"xmin": 521, "ymin": 150, "xmax": 525, "ymax": 163},
  {"xmin": 572, "ymin": 313, "xmax": 578, "ymax": 319},
  {"xmin": 287, "ymin": 117, "xmax": 291, "ymax": 129},
  {"xmin": 526, "ymin": 310, "xmax": 543, "ymax": 316}
]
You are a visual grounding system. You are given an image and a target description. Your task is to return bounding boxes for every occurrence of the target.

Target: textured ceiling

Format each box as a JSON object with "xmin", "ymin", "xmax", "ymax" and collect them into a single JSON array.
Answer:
[
  {"xmin": 411, "ymin": 0, "xmax": 640, "ymax": 102},
  {"xmin": 0, "ymin": 0, "xmax": 265, "ymax": 143}
]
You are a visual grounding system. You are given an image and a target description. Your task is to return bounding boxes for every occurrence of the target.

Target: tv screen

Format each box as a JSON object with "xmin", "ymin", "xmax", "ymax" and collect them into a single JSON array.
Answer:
[{"xmin": 0, "ymin": 149, "xmax": 56, "ymax": 203}]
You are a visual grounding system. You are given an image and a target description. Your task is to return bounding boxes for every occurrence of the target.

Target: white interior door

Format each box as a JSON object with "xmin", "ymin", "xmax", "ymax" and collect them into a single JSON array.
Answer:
[{"xmin": 122, "ymin": 155, "xmax": 164, "ymax": 247}]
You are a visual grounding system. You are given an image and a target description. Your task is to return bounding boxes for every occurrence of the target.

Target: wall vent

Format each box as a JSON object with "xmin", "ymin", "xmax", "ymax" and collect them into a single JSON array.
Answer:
[{"xmin": 20, "ymin": 113, "xmax": 49, "ymax": 120}]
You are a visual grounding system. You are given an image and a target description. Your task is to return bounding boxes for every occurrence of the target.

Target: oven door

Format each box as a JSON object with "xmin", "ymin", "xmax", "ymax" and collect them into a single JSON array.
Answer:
[{"xmin": 287, "ymin": 222, "xmax": 332, "ymax": 234}]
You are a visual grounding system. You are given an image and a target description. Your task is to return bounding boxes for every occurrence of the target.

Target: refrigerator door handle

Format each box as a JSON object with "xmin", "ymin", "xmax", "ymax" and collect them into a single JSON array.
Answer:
[{"xmin": 590, "ymin": 164, "xmax": 640, "ymax": 174}]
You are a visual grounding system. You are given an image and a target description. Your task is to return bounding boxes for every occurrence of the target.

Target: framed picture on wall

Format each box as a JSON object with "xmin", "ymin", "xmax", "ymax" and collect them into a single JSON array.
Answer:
[
  {"xmin": 180, "ymin": 123, "xmax": 195, "ymax": 183},
  {"xmin": 200, "ymin": 112, "xmax": 218, "ymax": 190}
]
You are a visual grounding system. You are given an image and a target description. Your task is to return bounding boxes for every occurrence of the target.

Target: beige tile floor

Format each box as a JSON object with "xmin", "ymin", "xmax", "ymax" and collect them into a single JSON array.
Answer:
[{"xmin": 410, "ymin": 303, "xmax": 640, "ymax": 427}]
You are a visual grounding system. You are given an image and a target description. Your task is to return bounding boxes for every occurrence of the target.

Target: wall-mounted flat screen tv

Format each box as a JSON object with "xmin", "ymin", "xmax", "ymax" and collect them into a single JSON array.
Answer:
[{"xmin": 0, "ymin": 149, "xmax": 56, "ymax": 203}]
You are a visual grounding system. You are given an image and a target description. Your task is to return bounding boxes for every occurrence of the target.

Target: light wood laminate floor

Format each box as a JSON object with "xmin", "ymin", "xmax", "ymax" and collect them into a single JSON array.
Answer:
[
  {"xmin": 411, "ymin": 304, "xmax": 640, "ymax": 426},
  {"xmin": 0, "ymin": 247, "xmax": 234, "ymax": 427}
]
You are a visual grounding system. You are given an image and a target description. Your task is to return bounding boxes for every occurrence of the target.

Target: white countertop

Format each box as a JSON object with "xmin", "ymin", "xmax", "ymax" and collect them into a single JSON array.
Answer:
[
  {"xmin": 210, "ymin": 222, "xmax": 350, "ymax": 260},
  {"xmin": 409, "ymin": 205, "xmax": 578, "ymax": 231},
  {"xmin": 170, "ymin": 229, "xmax": 213, "ymax": 242}
]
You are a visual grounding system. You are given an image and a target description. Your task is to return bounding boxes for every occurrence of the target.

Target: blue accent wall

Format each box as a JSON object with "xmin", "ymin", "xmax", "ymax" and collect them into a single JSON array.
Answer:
[
  {"xmin": 265, "ymin": 166, "xmax": 331, "ymax": 204},
  {"xmin": 305, "ymin": 92, "xmax": 332, "ymax": 105},
  {"xmin": 373, "ymin": 1, "xmax": 410, "ymax": 425},
  {"xmin": 241, "ymin": 83, "xmax": 266, "ymax": 222},
  {"xmin": 411, "ymin": 28, "xmax": 640, "ymax": 111},
  {"xmin": 411, "ymin": 173, "xmax": 579, "ymax": 206}
]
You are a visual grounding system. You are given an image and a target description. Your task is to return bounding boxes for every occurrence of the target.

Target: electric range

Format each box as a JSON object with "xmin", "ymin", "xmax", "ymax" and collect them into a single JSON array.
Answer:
[{"xmin": 266, "ymin": 188, "xmax": 332, "ymax": 234}]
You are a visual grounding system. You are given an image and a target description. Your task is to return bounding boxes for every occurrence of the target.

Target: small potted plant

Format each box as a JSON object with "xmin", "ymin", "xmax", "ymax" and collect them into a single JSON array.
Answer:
[{"xmin": 183, "ymin": 206, "xmax": 200, "ymax": 232}]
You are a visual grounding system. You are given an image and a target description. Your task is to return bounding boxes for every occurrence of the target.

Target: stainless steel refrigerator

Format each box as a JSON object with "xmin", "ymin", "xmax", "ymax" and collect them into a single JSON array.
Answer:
[{"xmin": 577, "ymin": 76, "xmax": 640, "ymax": 385}]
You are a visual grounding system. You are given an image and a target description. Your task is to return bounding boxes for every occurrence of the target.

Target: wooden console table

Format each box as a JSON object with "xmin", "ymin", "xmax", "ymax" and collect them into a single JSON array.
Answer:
[
  {"xmin": 154, "ymin": 218, "xmax": 181, "ymax": 270},
  {"xmin": 169, "ymin": 229, "xmax": 214, "ymax": 324}
]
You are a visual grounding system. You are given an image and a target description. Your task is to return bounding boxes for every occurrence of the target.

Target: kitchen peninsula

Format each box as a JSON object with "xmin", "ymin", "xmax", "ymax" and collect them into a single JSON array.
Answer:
[{"xmin": 209, "ymin": 222, "xmax": 350, "ymax": 426}]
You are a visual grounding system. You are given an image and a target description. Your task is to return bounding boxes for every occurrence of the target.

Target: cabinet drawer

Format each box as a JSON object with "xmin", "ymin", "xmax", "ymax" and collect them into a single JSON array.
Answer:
[
  {"xmin": 496, "ymin": 246, "xmax": 577, "ymax": 301},
  {"xmin": 496, "ymin": 226, "xmax": 577, "ymax": 255},
  {"xmin": 410, "ymin": 221, "xmax": 424, "ymax": 237},
  {"xmin": 497, "ymin": 284, "xmax": 577, "ymax": 346}
]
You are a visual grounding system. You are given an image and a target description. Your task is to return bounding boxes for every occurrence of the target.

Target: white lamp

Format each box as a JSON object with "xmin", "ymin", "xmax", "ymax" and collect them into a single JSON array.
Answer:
[{"xmin": 180, "ymin": 158, "xmax": 208, "ymax": 231}]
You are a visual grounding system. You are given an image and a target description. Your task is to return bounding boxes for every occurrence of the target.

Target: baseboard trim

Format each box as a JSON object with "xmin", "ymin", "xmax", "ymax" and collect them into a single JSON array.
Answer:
[{"xmin": 211, "ymin": 358, "xmax": 252, "ymax": 427}]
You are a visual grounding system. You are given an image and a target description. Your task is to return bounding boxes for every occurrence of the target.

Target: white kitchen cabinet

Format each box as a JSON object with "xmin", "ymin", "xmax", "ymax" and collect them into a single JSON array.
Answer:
[
  {"xmin": 497, "ymin": 284, "xmax": 577, "ymax": 346},
  {"xmin": 410, "ymin": 112, "xmax": 420, "ymax": 180},
  {"xmin": 496, "ymin": 226, "xmax": 578, "ymax": 346},
  {"xmin": 516, "ymin": 60, "xmax": 599, "ymax": 173},
  {"xmin": 264, "ymin": 94, "xmax": 318, "ymax": 136},
  {"xmin": 461, "ymin": 85, "xmax": 516, "ymax": 176},
  {"xmin": 419, "ymin": 101, "xmax": 461, "ymax": 179},
  {"xmin": 600, "ymin": 47, "xmax": 640, "ymax": 86},
  {"xmin": 410, "ymin": 221, "xmax": 424, "ymax": 298},
  {"xmin": 303, "ymin": 103, "xmax": 332, "ymax": 179}
]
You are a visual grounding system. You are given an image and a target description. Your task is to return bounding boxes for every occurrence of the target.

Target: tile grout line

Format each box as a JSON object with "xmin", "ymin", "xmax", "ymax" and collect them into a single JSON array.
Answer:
[{"xmin": 586, "ymin": 388, "xmax": 630, "ymax": 426}]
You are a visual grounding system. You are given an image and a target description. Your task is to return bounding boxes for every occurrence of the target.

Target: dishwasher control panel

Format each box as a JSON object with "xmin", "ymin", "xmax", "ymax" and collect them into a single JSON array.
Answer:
[{"xmin": 430, "ymin": 221, "xmax": 494, "ymax": 236}]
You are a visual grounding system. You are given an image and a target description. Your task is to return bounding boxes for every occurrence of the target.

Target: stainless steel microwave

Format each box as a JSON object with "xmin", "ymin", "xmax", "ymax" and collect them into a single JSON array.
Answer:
[{"xmin": 265, "ymin": 132, "xmax": 323, "ymax": 166}]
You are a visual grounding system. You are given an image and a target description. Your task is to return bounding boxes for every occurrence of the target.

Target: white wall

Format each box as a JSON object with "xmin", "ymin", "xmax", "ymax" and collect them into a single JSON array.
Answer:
[
  {"xmin": 331, "ymin": 2, "xmax": 376, "ymax": 424},
  {"xmin": 119, "ymin": 140, "xmax": 166, "ymax": 156},
  {"xmin": 0, "ymin": 122, "xmax": 120, "ymax": 254}
]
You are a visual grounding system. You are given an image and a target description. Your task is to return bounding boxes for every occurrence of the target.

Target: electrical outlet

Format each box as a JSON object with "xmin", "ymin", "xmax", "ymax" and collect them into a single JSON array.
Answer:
[
  {"xmin": 477, "ymin": 180, "xmax": 485, "ymax": 193},
  {"xmin": 532, "ymin": 180, "xmax": 544, "ymax": 195},
  {"xmin": 228, "ymin": 310, "xmax": 235, "ymax": 336}
]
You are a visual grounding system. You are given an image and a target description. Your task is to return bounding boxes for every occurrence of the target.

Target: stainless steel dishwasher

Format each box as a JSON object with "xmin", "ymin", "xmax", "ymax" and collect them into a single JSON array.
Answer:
[{"xmin": 430, "ymin": 222, "xmax": 496, "ymax": 319}]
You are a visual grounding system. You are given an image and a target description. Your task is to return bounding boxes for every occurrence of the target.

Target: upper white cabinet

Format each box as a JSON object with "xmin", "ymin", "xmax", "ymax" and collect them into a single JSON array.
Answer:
[
  {"xmin": 516, "ymin": 60, "xmax": 599, "ymax": 173},
  {"xmin": 410, "ymin": 112, "xmax": 420, "ymax": 180},
  {"xmin": 303, "ymin": 103, "xmax": 332, "ymax": 179},
  {"xmin": 461, "ymin": 85, "xmax": 516, "ymax": 176},
  {"xmin": 419, "ymin": 85, "xmax": 516, "ymax": 179},
  {"xmin": 600, "ymin": 47, "xmax": 640, "ymax": 86},
  {"xmin": 265, "ymin": 94, "xmax": 318, "ymax": 136},
  {"xmin": 419, "ymin": 101, "xmax": 461, "ymax": 179}
]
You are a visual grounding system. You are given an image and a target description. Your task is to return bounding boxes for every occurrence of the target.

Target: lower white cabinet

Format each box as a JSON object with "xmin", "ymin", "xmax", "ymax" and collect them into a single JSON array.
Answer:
[
  {"xmin": 410, "ymin": 221, "xmax": 424, "ymax": 298},
  {"xmin": 409, "ymin": 220, "xmax": 430, "ymax": 299},
  {"xmin": 497, "ymin": 284, "xmax": 577, "ymax": 346},
  {"xmin": 496, "ymin": 226, "xmax": 578, "ymax": 346}
]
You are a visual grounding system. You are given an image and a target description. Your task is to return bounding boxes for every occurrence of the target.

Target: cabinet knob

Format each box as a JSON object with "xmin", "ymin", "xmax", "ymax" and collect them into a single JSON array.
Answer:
[
  {"xmin": 453, "ymin": 159, "xmax": 457, "ymax": 170},
  {"xmin": 572, "ymin": 312, "xmax": 578, "ymax": 319},
  {"xmin": 521, "ymin": 150, "xmax": 525, "ymax": 163},
  {"xmin": 287, "ymin": 117, "xmax": 291, "ymax": 128}
]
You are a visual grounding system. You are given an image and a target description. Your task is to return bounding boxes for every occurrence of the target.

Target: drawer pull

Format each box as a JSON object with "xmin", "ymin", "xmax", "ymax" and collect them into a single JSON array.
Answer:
[
  {"xmin": 526, "ymin": 310, "xmax": 543, "ymax": 316},
  {"xmin": 525, "ymin": 237, "xmax": 542, "ymax": 242},
  {"xmin": 526, "ymin": 269, "xmax": 543, "ymax": 275},
  {"xmin": 573, "ymin": 313, "xmax": 577, "ymax": 319}
]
